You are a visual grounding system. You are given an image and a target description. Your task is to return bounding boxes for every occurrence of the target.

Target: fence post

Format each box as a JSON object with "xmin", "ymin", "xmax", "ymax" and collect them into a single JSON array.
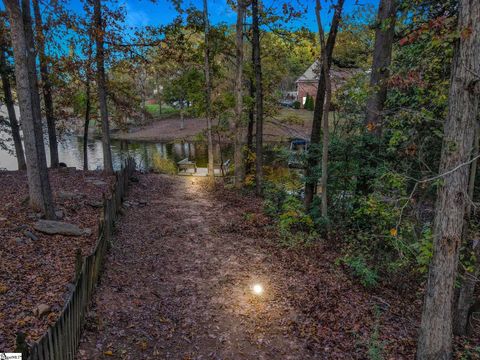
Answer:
[{"xmin": 15, "ymin": 332, "xmax": 29, "ymax": 359}]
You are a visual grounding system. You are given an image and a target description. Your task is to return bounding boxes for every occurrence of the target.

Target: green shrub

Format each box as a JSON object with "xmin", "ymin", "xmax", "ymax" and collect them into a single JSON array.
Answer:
[
  {"xmin": 293, "ymin": 101, "xmax": 301, "ymax": 109},
  {"xmin": 413, "ymin": 226, "xmax": 433, "ymax": 273},
  {"xmin": 263, "ymin": 182, "xmax": 317, "ymax": 247},
  {"xmin": 342, "ymin": 256, "xmax": 379, "ymax": 288},
  {"xmin": 152, "ymin": 155, "xmax": 177, "ymax": 175},
  {"xmin": 304, "ymin": 94, "xmax": 315, "ymax": 111}
]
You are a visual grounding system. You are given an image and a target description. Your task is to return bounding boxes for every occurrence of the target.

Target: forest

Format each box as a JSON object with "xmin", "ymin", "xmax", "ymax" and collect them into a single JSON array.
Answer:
[{"xmin": 0, "ymin": 0, "xmax": 479, "ymax": 358}]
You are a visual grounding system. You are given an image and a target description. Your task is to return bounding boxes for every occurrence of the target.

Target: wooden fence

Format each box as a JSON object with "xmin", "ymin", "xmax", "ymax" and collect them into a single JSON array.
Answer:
[{"xmin": 17, "ymin": 158, "xmax": 136, "ymax": 360}]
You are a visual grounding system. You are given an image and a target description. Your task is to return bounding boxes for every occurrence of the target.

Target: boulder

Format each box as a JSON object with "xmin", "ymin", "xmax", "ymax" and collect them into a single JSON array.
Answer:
[
  {"xmin": 87, "ymin": 200, "xmax": 103, "ymax": 208},
  {"xmin": 34, "ymin": 220, "xmax": 90, "ymax": 237},
  {"xmin": 91, "ymin": 180, "xmax": 107, "ymax": 186},
  {"xmin": 57, "ymin": 191, "xmax": 85, "ymax": 200}
]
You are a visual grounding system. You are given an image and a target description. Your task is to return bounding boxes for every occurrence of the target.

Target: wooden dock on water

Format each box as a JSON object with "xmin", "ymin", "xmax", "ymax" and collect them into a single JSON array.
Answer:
[
  {"xmin": 176, "ymin": 158, "xmax": 231, "ymax": 177},
  {"xmin": 177, "ymin": 167, "xmax": 225, "ymax": 177}
]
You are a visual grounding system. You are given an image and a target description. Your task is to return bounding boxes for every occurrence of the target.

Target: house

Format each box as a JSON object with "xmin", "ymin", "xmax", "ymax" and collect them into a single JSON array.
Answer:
[{"xmin": 295, "ymin": 60, "xmax": 360, "ymax": 107}]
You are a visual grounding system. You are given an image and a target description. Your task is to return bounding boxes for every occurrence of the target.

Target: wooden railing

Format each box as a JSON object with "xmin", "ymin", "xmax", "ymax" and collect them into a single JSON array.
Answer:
[{"xmin": 17, "ymin": 158, "xmax": 136, "ymax": 360}]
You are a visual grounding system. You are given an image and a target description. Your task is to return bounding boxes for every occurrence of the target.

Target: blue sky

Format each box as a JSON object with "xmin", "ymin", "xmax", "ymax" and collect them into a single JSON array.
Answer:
[{"xmin": 67, "ymin": 0, "xmax": 379, "ymax": 31}]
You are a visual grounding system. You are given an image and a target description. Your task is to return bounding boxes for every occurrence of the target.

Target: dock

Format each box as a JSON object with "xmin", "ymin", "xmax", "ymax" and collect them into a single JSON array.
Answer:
[{"xmin": 177, "ymin": 167, "xmax": 226, "ymax": 177}]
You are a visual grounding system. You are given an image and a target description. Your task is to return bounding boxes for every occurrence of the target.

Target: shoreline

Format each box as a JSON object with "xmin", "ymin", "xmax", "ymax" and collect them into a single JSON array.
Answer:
[{"xmin": 108, "ymin": 114, "xmax": 312, "ymax": 143}]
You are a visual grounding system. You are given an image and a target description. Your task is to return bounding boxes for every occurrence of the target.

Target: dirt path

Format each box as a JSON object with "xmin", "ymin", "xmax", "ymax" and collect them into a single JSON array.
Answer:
[{"xmin": 77, "ymin": 174, "xmax": 315, "ymax": 359}]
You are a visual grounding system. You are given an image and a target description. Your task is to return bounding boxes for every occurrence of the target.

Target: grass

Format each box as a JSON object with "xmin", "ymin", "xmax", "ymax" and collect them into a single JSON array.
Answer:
[
  {"xmin": 145, "ymin": 103, "xmax": 179, "ymax": 118},
  {"xmin": 274, "ymin": 108, "xmax": 341, "ymax": 128},
  {"xmin": 274, "ymin": 108, "xmax": 313, "ymax": 125}
]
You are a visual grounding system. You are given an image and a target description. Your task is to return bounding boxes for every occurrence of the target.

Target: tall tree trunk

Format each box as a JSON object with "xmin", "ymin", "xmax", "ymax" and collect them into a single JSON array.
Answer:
[
  {"xmin": 4, "ymin": 0, "xmax": 55, "ymax": 218},
  {"xmin": 203, "ymin": 0, "xmax": 214, "ymax": 179},
  {"xmin": 246, "ymin": 48, "xmax": 255, "ymax": 175},
  {"xmin": 247, "ymin": 79, "xmax": 255, "ymax": 149},
  {"xmin": 0, "ymin": 44, "xmax": 26, "ymax": 170},
  {"xmin": 156, "ymin": 73, "xmax": 162, "ymax": 116},
  {"xmin": 233, "ymin": 0, "xmax": 245, "ymax": 188},
  {"xmin": 93, "ymin": 0, "xmax": 113, "ymax": 174},
  {"xmin": 180, "ymin": 103, "xmax": 185, "ymax": 130},
  {"xmin": 252, "ymin": 0, "xmax": 263, "ymax": 196},
  {"xmin": 304, "ymin": 0, "xmax": 345, "ymax": 210},
  {"xmin": 416, "ymin": 1, "xmax": 480, "ymax": 358},
  {"xmin": 315, "ymin": 0, "xmax": 332, "ymax": 218},
  {"xmin": 140, "ymin": 67, "xmax": 146, "ymax": 123},
  {"xmin": 83, "ymin": 37, "xmax": 93, "ymax": 171},
  {"xmin": 32, "ymin": 0, "xmax": 58, "ymax": 167},
  {"xmin": 453, "ymin": 115, "xmax": 480, "ymax": 336},
  {"xmin": 364, "ymin": 0, "xmax": 396, "ymax": 134},
  {"xmin": 83, "ymin": 73, "xmax": 91, "ymax": 170}
]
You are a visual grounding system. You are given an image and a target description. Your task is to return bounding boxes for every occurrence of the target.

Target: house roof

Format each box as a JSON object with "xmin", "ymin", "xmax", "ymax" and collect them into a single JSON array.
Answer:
[{"xmin": 296, "ymin": 60, "xmax": 362, "ymax": 90}]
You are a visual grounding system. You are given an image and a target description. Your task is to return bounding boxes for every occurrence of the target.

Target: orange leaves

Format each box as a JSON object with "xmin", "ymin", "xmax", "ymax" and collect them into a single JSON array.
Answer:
[
  {"xmin": 366, "ymin": 122, "xmax": 376, "ymax": 132},
  {"xmin": 398, "ymin": 15, "xmax": 453, "ymax": 47},
  {"xmin": 0, "ymin": 283, "xmax": 8, "ymax": 294},
  {"xmin": 388, "ymin": 71, "xmax": 426, "ymax": 90}
]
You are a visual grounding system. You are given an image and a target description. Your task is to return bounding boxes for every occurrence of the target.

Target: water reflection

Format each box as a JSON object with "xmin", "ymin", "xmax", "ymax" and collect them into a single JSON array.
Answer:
[{"xmin": 0, "ymin": 135, "xmax": 232, "ymax": 171}]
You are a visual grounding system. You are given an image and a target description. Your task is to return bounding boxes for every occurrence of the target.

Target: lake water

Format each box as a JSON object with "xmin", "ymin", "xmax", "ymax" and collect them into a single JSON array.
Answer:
[{"xmin": 0, "ymin": 134, "xmax": 233, "ymax": 172}]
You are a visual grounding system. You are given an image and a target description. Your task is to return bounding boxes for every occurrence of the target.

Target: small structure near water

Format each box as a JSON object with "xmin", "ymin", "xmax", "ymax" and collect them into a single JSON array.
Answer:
[
  {"xmin": 177, "ymin": 158, "xmax": 231, "ymax": 177},
  {"xmin": 288, "ymin": 138, "xmax": 309, "ymax": 169}
]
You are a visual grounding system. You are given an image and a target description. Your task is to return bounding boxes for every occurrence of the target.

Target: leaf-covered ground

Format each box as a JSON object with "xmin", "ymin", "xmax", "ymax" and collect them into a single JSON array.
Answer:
[
  {"xmin": 0, "ymin": 169, "xmax": 113, "ymax": 351},
  {"xmin": 76, "ymin": 174, "xmax": 478, "ymax": 359},
  {"xmin": 3, "ymin": 172, "xmax": 477, "ymax": 357}
]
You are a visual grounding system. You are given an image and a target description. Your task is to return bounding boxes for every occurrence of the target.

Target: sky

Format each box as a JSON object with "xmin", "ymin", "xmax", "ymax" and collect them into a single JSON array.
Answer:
[{"xmin": 67, "ymin": 0, "xmax": 380, "ymax": 31}]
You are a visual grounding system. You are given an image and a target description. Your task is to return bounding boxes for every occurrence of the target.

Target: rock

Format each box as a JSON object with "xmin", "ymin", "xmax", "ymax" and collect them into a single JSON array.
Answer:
[
  {"xmin": 91, "ymin": 180, "xmax": 107, "ymax": 186},
  {"xmin": 34, "ymin": 220, "xmax": 86, "ymax": 236},
  {"xmin": 83, "ymin": 228, "xmax": 92, "ymax": 236},
  {"xmin": 15, "ymin": 237, "xmax": 26, "ymax": 245},
  {"xmin": 23, "ymin": 230, "xmax": 38, "ymax": 241},
  {"xmin": 58, "ymin": 191, "xmax": 85, "ymax": 200},
  {"xmin": 34, "ymin": 304, "xmax": 51, "ymax": 318},
  {"xmin": 86, "ymin": 178, "xmax": 108, "ymax": 186},
  {"xmin": 55, "ymin": 210, "xmax": 65, "ymax": 220},
  {"xmin": 87, "ymin": 200, "xmax": 103, "ymax": 208},
  {"xmin": 0, "ymin": 217, "xmax": 7, "ymax": 222}
]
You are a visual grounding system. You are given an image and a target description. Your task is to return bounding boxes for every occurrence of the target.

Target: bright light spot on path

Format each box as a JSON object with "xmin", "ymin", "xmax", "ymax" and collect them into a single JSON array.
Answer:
[{"xmin": 252, "ymin": 283, "xmax": 264, "ymax": 295}]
